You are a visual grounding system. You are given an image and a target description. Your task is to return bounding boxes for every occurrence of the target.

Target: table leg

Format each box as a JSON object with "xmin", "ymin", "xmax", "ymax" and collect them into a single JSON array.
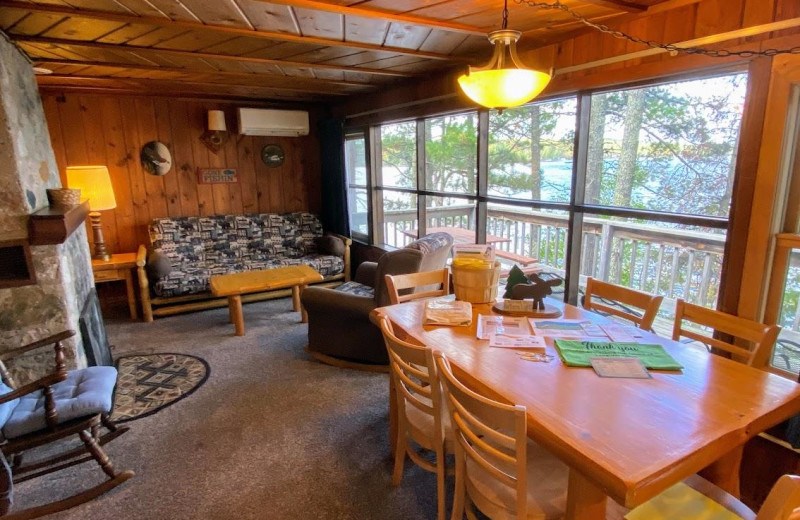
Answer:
[
  {"xmin": 566, "ymin": 470, "xmax": 608, "ymax": 520},
  {"xmin": 123, "ymin": 270, "xmax": 138, "ymax": 320},
  {"xmin": 699, "ymin": 445, "xmax": 743, "ymax": 497},
  {"xmin": 299, "ymin": 284, "xmax": 308, "ymax": 323},
  {"xmin": 292, "ymin": 285, "xmax": 301, "ymax": 312},
  {"xmin": 229, "ymin": 295, "xmax": 245, "ymax": 336}
]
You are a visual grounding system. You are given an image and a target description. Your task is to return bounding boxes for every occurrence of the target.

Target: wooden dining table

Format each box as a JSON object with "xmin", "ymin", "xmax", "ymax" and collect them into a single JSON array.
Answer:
[{"xmin": 371, "ymin": 297, "xmax": 800, "ymax": 520}]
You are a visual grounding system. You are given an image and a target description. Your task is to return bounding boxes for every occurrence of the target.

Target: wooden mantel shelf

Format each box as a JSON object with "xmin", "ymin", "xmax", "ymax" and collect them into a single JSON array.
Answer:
[{"xmin": 28, "ymin": 201, "xmax": 90, "ymax": 245}]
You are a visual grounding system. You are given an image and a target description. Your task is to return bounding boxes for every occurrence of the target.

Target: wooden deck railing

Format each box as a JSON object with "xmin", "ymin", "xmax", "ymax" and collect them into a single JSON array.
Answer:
[{"xmin": 383, "ymin": 204, "xmax": 726, "ymax": 310}]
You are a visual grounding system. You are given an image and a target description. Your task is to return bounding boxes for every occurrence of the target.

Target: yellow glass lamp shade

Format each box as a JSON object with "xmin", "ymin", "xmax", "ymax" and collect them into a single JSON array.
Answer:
[
  {"xmin": 458, "ymin": 68, "xmax": 551, "ymax": 110},
  {"xmin": 66, "ymin": 165, "xmax": 116, "ymax": 211},
  {"xmin": 458, "ymin": 29, "xmax": 552, "ymax": 110}
]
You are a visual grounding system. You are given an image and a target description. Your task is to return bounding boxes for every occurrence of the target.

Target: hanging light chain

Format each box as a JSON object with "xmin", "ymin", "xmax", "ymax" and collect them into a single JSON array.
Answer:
[
  {"xmin": 502, "ymin": 0, "xmax": 510, "ymax": 30},
  {"xmin": 513, "ymin": 0, "xmax": 800, "ymax": 58}
]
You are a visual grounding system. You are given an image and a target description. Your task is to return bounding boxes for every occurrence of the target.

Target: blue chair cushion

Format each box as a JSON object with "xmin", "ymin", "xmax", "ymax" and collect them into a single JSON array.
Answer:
[
  {"xmin": 0, "ymin": 382, "xmax": 19, "ymax": 429},
  {"xmin": 335, "ymin": 281, "xmax": 374, "ymax": 298},
  {"xmin": 3, "ymin": 367, "xmax": 117, "ymax": 439}
]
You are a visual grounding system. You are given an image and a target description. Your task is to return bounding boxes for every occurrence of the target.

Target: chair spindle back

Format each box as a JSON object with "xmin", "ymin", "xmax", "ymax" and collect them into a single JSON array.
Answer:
[
  {"xmin": 385, "ymin": 269, "xmax": 450, "ymax": 305},
  {"xmin": 584, "ymin": 277, "xmax": 664, "ymax": 331},
  {"xmin": 672, "ymin": 299, "xmax": 780, "ymax": 368},
  {"xmin": 434, "ymin": 351, "xmax": 528, "ymax": 519}
]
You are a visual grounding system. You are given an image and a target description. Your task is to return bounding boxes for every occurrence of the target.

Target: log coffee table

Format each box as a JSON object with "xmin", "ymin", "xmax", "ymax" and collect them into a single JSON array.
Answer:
[{"xmin": 209, "ymin": 265, "xmax": 323, "ymax": 336}]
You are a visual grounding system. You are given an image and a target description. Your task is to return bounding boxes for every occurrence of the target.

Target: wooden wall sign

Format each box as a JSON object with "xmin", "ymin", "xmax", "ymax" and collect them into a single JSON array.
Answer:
[{"xmin": 197, "ymin": 168, "xmax": 238, "ymax": 184}]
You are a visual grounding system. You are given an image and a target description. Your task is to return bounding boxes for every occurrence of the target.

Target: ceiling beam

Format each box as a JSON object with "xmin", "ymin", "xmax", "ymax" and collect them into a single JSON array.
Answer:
[
  {"xmin": 37, "ymin": 83, "xmax": 320, "ymax": 104},
  {"xmin": 525, "ymin": 0, "xmax": 703, "ymax": 46},
  {"xmin": 35, "ymin": 81, "xmax": 322, "ymax": 102},
  {"xmin": 36, "ymin": 74, "xmax": 350, "ymax": 96},
  {"xmin": 575, "ymin": 0, "xmax": 646, "ymax": 12},
  {"xmin": 13, "ymin": 36, "xmax": 415, "ymax": 77},
  {"xmin": 0, "ymin": 1, "xmax": 466, "ymax": 62},
  {"xmin": 34, "ymin": 58, "xmax": 377, "ymax": 89},
  {"xmin": 252, "ymin": 0, "xmax": 487, "ymax": 35}
]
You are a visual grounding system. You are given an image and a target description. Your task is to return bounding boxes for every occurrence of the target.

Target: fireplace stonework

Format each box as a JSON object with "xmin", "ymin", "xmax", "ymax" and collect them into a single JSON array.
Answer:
[{"xmin": 0, "ymin": 33, "xmax": 93, "ymax": 382}]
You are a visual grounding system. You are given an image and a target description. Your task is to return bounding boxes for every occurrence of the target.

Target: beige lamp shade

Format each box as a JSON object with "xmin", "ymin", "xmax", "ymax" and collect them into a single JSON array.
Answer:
[
  {"xmin": 207, "ymin": 110, "xmax": 226, "ymax": 131},
  {"xmin": 66, "ymin": 165, "xmax": 117, "ymax": 211}
]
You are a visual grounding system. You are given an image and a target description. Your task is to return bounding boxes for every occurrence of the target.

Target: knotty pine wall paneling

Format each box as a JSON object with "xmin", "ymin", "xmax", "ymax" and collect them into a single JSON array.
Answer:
[{"xmin": 42, "ymin": 93, "xmax": 322, "ymax": 255}]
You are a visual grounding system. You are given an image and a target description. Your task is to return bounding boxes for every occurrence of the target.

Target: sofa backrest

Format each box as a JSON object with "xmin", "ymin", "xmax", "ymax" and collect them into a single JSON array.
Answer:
[{"xmin": 149, "ymin": 212, "xmax": 324, "ymax": 267}]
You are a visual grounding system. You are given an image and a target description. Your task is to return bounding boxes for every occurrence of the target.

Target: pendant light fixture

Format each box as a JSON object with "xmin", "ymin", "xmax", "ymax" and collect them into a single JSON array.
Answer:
[{"xmin": 458, "ymin": 0, "xmax": 551, "ymax": 110}]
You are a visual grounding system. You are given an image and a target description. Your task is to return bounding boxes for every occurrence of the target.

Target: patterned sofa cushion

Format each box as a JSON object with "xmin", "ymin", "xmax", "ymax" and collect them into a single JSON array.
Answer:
[
  {"xmin": 149, "ymin": 217, "xmax": 206, "ymax": 268},
  {"xmin": 149, "ymin": 212, "xmax": 340, "ymax": 298}
]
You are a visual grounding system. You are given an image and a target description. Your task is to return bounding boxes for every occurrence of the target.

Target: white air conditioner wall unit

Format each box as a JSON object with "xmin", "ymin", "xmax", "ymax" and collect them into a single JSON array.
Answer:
[{"xmin": 237, "ymin": 108, "xmax": 309, "ymax": 137}]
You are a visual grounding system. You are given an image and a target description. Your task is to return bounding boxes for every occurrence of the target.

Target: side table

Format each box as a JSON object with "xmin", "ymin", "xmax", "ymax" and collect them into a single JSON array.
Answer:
[{"xmin": 92, "ymin": 253, "xmax": 139, "ymax": 320}]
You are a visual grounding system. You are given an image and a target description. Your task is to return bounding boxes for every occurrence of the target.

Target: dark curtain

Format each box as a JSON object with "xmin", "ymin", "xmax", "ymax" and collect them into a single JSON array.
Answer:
[{"xmin": 318, "ymin": 117, "xmax": 350, "ymax": 237}]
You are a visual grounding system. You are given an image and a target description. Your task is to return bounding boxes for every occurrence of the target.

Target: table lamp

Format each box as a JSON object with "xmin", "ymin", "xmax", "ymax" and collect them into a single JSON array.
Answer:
[{"xmin": 66, "ymin": 165, "xmax": 116, "ymax": 261}]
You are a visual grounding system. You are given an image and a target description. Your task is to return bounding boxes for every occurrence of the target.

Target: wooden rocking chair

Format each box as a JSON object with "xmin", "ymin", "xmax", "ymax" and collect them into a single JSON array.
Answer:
[{"xmin": 0, "ymin": 330, "xmax": 133, "ymax": 519}]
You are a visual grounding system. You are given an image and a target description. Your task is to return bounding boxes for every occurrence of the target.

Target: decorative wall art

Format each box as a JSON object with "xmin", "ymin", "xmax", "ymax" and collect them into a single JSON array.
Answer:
[
  {"xmin": 197, "ymin": 168, "xmax": 238, "ymax": 184},
  {"xmin": 261, "ymin": 144, "xmax": 285, "ymax": 167},
  {"xmin": 140, "ymin": 141, "xmax": 172, "ymax": 176}
]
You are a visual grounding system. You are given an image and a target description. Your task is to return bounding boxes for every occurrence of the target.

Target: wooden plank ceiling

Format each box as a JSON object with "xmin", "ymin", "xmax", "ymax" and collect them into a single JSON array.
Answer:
[{"xmin": 0, "ymin": 0, "xmax": 673, "ymax": 102}]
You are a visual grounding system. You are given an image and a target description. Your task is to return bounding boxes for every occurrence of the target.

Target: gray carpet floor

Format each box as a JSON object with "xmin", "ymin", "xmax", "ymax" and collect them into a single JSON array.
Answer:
[{"xmin": 12, "ymin": 298, "xmax": 445, "ymax": 520}]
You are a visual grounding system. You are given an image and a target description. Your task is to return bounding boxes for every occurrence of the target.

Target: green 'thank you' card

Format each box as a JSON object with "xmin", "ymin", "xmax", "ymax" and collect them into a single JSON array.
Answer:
[{"xmin": 554, "ymin": 340, "xmax": 684, "ymax": 371}]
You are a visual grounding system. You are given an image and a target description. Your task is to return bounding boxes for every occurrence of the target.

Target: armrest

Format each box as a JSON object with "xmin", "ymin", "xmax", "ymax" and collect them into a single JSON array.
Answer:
[
  {"xmin": 355, "ymin": 262, "xmax": 377, "ymax": 287},
  {"xmin": 327, "ymin": 232, "xmax": 352, "ymax": 282},
  {"xmin": 0, "ymin": 330, "xmax": 74, "ymax": 361},
  {"xmin": 136, "ymin": 244, "xmax": 147, "ymax": 268},
  {"xmin": 0, "ymin": 371, "xmax": 68, "ymax": 405},
  {"xmin": 137, "ymin": 244, "xmax": 154, "ymax": 322},
  {"xmin": 301, "ymin": 286, "xmax": 376, "ymax": 319},
  {"xmin": 0, "ymin": 331, "xmax": 70, "ymax": 394},
  {"xmin": 326, "ymin": 232, "xmax": 352, "ymax": 247}
]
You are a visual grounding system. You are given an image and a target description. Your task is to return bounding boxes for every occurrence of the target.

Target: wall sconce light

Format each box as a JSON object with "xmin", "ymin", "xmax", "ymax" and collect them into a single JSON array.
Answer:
[{"xmin": 200, "ymin": 109, "xmax": 229, "ymax": 154}]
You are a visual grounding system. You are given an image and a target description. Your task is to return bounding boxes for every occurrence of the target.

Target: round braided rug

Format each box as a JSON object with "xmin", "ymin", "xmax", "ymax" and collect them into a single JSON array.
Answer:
[{"xmin": 112, "ymin": 353, "xmax": 210, "ymax": 423}]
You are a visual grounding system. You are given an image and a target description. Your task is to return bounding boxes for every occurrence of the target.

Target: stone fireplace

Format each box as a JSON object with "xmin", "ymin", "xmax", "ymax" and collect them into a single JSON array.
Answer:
[{"xmin": 0, "ymin": 32, "xmax": 95, "ymax": 382}]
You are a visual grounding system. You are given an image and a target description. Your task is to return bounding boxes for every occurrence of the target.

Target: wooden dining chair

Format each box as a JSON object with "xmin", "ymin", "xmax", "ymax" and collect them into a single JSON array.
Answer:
[
  {"xmin": 584, "ymin": 278, "xmax": 664, "ymax": 331},
  {"xmin": 625, "ymin": 473, "xmax": 800, "ymax": 520},
  {"xmin": 433, "ymin": 350, "xmax": 570, "ymax": 520},
  {"xmin": 672, "ymin": 299, "xmax": 780, "ymax": 368},
  {"xmin": 379, "ymin": 317, "xmax": 453, "ymax": 520},
  {"xmin": 385, "ymin": 268, "xmax": 450, "ymax": 305}
]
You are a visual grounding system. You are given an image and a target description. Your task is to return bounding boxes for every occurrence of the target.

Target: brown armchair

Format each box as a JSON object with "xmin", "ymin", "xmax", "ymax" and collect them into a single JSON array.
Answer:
[{"xmin": 302, "ymin": 233, "xmax": 453, "ymax": 368}]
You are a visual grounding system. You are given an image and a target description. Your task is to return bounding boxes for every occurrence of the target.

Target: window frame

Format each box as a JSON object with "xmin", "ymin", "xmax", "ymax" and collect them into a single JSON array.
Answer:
[
  {"xmin": 344, "ymin": 129, "xmax": 372, "ymax": 244},
  {"xmin": 346, "ymin": 67, "xmax": 748, "ymax": 308}
]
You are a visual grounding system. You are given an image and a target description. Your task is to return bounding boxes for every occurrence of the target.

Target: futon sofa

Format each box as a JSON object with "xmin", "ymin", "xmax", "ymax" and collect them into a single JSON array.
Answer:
[
  {"xmin": 302, "ymin": 232, "xmax": 453, "ymax": 367},
  {"xmin": 136, "ymin": 212, "xmax": 350, "ymax": 320}
]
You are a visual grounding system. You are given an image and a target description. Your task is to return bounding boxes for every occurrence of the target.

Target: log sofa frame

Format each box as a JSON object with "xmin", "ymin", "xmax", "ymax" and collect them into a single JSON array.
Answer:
[{"xmin": 135, "ymin": 233, "xmax": 351, "ymax": 322}]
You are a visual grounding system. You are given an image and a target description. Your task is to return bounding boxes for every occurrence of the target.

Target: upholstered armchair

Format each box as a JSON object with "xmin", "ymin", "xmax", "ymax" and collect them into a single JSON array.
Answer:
[{"xmin": 302, "ymin": 233, "xmax": 453, "ymax": 367}]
